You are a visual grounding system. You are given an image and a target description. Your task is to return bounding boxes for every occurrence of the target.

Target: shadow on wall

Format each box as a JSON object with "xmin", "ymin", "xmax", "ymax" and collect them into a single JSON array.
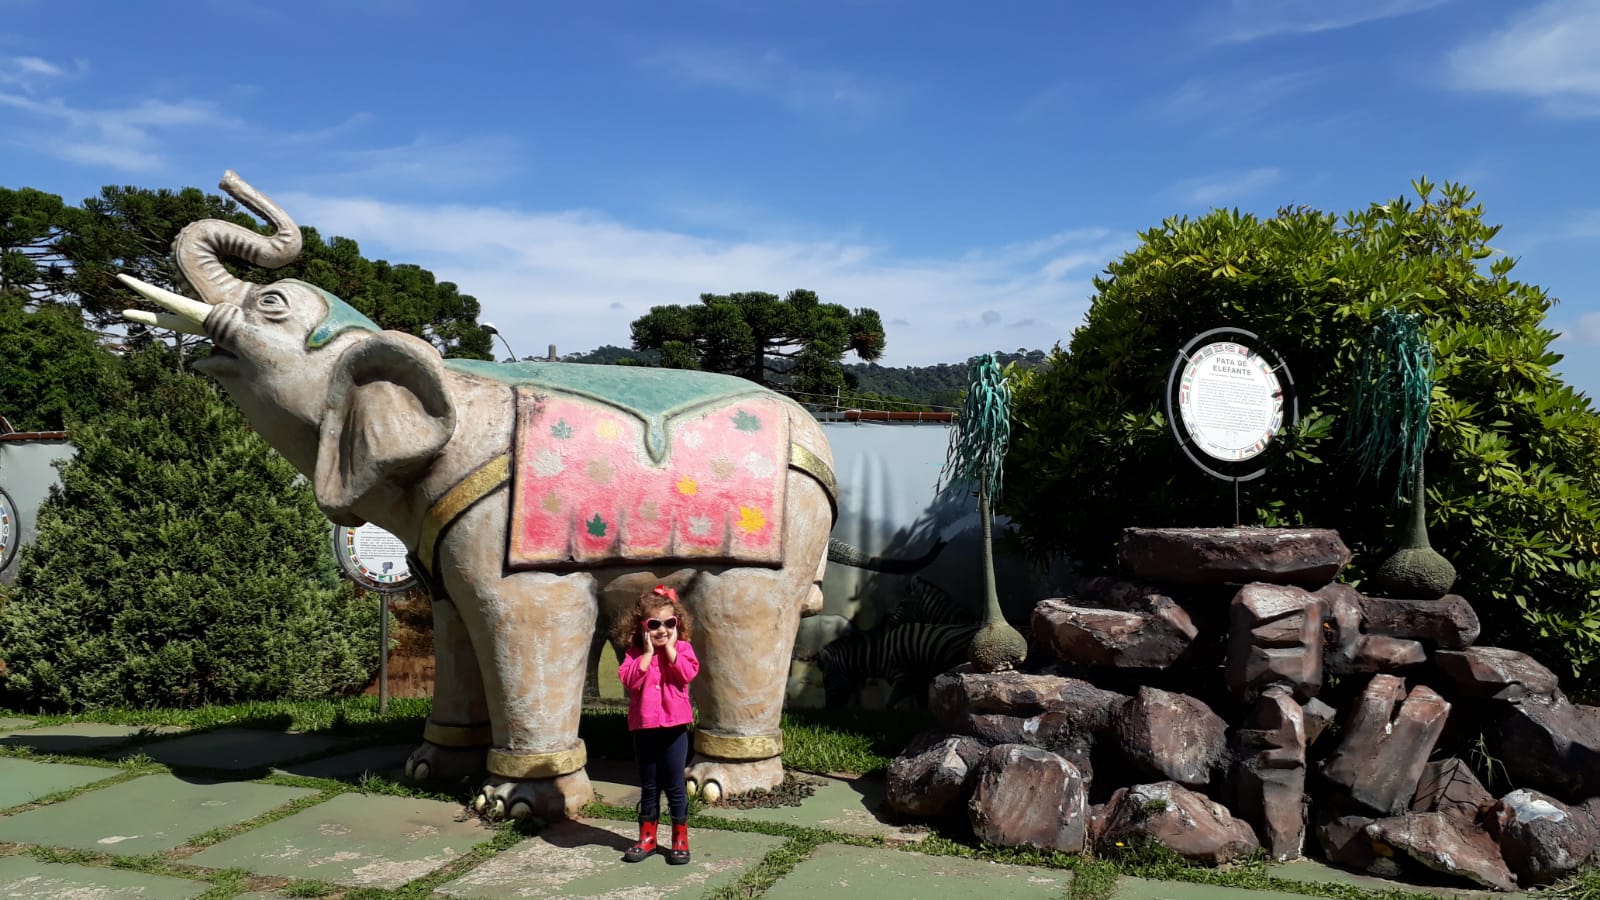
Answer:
[{"xmin": 788, "ymin": 421, "xmax": 1077, "ymax": 709}]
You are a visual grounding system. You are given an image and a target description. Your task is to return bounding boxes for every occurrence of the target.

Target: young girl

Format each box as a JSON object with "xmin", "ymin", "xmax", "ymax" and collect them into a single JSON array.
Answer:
[{"xmin": 614, "ymin": 584, "xmax": 700, "ymax": 865}]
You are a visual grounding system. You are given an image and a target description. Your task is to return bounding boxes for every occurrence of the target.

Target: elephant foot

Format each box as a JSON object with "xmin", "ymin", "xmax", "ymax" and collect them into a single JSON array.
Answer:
[
  {"xmin": 686, "ymin": 755, "xmax": 784, "ymax": 804},
  {"xmin": 472, "ymin": 770, "xmax": 594, "ymax": 821},
  {"xmin": 404, "ymin": 742, "xmax": 487, "ymax": 783}
]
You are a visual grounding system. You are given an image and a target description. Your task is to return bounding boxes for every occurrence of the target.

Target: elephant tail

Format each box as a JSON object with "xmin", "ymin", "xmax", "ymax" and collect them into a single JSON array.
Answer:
[{"xmin": 826, "ymin": 538, "xmax": 948, "ymax": 574}]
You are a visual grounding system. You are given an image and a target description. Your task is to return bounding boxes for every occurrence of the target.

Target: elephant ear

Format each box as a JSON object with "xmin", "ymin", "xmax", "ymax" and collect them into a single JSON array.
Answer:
[{"xmin": 314, "ymin": 332, "xmax": 456, "ymax": 525}]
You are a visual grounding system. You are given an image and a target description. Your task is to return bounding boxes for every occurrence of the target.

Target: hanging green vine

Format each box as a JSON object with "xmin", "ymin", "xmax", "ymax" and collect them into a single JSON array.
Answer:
[{"xmin": 1344, "ymin": 308, "xmax": 1433, "ymax": 503}]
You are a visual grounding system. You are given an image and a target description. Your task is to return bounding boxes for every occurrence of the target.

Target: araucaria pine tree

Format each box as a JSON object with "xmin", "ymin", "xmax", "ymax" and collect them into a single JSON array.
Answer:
[{"xmin": 0, "ymin": 347, "xmax": 380, "ymax": 710}]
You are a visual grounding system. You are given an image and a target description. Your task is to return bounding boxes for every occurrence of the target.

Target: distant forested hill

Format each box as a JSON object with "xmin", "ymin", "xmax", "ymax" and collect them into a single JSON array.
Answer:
[{"xmin": 561, "ymin": 345, "xmax": 1052, "ymax": 410}]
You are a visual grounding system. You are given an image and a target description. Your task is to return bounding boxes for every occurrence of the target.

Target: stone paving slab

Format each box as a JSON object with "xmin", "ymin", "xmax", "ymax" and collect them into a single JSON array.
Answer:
[
  {"xmin": 1112, "ymin": 877, "xmax": 1322, "ymax": 900},
  {"xmin": 0, "ymin": 855, "xmax": 209, "ymax": 898},
  {"xmin": 188, "ymin": 791, "xmax": 492, "ymax": 889},
  {"xmin": 0, "ymin": 721, "xmax": 177, "ymax": 756},
  {"xmin": 0, "ymin": 773, "xmax": 317, "ymax": 855},
  {"xmin": 763, "ymin": 844, "xmax": 1073, "ymax": 899},
  {"xmin": 132, "ymin": 727, "xmax": 355, "ymax": 772},
  {"xmin": 1266, "ymin": 859, "xmax": 1492, "ymax": 898},
  {"xmin": 586, "ymin": 758, "xmax": 643, "ymax": 808},
  {"xmin": 0, "ymin": 758, "xmax": 121, "ymax": 809},
  {"xmin": 701, "ymin": 774, "xmax": 926, "ymax": 841},
  {"xmin": 435, "ymin": 817, "xmax": 783, "ymax": 898},
  {"xmin": 272, "ymin": 742, "xmax": 412, "ymax": 782}
]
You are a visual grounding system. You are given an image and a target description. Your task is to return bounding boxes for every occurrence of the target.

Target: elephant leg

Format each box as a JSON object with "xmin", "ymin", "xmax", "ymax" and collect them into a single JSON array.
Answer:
[
  {"xmin": 685, "ymin": 567, "xmax": 808, "ymax": 802},
  {"xmin": 405, "ymin": 597, "xmax": 491, "ymax": 782},
  {"xmin": 450, "ymin": 566, "xmax": 598, "ymax": 822}
]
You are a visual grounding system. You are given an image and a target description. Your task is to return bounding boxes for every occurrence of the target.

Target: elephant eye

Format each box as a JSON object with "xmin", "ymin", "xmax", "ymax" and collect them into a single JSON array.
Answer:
[{"xmin": 257, "ymin": 291, "xmax": 290, "ymax": 316}]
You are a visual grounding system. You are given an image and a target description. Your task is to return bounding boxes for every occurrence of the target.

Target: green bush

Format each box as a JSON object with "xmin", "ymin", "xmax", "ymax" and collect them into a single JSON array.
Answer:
[
  {"xmin": 0, "ymin": 293, "xmax": 127, "ymax": 432},
  {"xmin": 0, "ymin": 347, "xmax": 380, "ymax": 710},
  {"xmin": 1004, "ymin": 180, "xmax": 1600, "ymax": 691}
]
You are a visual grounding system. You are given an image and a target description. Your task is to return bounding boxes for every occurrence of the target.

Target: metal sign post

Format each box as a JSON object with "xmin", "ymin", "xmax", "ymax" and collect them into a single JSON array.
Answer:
[
  {"xmin": 330, "ymin": 523, "xmax": 418, "ymax": 715},
  {"xmin": 1164, "ymin": 327, "xmax": 1298, "ymax": 524}
]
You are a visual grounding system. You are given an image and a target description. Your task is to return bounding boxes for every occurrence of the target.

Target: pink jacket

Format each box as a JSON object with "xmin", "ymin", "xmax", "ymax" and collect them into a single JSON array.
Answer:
[{"xmin": 619, "ymin": 641, "xmax": 699, "ymax": 730}]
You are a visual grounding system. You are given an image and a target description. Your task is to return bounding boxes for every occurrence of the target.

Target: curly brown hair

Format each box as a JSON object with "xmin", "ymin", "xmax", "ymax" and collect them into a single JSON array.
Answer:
[{"xmin": 610, "ymin": 585, "xmax": 695, "ymax": 652}]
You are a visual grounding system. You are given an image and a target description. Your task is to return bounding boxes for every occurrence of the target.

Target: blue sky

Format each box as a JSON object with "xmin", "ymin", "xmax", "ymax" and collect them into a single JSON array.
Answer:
[{"xmin": 1, "ymin": 0, "xmax": 1597, "ymax": 392}]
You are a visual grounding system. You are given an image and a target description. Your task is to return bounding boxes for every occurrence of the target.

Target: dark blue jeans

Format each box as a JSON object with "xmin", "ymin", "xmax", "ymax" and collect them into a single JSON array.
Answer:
[{"xmin": 633, "ymin": 724, "xmax": 689, "ymax": 823}]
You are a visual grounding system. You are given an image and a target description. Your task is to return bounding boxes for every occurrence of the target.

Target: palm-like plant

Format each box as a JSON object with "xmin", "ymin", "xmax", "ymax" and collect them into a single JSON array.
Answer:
[
  {"xmin": 939, "ymin": 353, "xmax": 1027, "ymax": 671},
  {"xmin": 1345, "ymin": 308, "xmax": 1455, "ymax": 599}
]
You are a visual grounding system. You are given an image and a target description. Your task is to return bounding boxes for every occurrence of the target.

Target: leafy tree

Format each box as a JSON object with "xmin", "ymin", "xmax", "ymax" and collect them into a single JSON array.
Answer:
[
  {"xmin": 39, "ymin": 183, "xmax": 491, "ymax": 359},
  {"xmin": 0, "ymin": 346, "xmax": 380, "ymax": 709},
  {"xmin": 271, "ymin": 227, "xmax": 492, "ymax": 359},
  {"xmin": 0, "ymin": 294, "xmax": 127, "ymax": 432},
  {"xmin": 1003, "ymin": 180, "xmax": 1600, "ymax": 690},
  {"xmin": 630, "ymin": 290, "xmax": 885, "ymax": 396},
  {"xmin": 52, "ymin": 184, "xmax": 247, "ymax": 332},
  {"xmin": 0, "ymin": 186, "xmax": 76, "ymax": 303}
]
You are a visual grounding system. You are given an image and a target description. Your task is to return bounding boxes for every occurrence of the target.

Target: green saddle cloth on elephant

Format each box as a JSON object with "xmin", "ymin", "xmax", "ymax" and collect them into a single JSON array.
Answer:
[{"xmin": 446, "ymin": 359, "xmax": 772, "ymax": 463}]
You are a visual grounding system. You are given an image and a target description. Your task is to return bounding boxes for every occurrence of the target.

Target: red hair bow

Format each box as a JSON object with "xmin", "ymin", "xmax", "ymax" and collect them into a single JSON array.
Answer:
[{"xmin": 652, "ymin": 585, "xmax": 678, "ymax": 603}]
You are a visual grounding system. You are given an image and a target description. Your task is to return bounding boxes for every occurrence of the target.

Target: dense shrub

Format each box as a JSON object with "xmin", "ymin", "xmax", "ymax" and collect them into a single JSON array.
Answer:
[
  {"xmin": 0, "ymin": 293, "xmax": 127, "ymax": 432},
  {"xmin": 0, "ymin": 347, "xmax": 380, "ymax": 709},
  {"xmin": 1004, "ymin": 180, "xmax": 1600, "ymax": 691}
]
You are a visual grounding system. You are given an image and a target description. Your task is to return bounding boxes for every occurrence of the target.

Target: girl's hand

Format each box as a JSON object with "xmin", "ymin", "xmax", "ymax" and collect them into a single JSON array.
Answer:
[{"xmin": 663, "ymin": 624, "xmax": 679, "ymax": 663}]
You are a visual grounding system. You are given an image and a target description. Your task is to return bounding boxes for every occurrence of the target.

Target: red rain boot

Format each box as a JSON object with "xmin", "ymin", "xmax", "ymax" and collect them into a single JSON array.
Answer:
[
  {"xmin": 667, "ymin": 821, "xmax": 691, "ymax": 865},
  {"xmin": 622, "ymin": 820, "xmax": 658, "ymax": 863}
]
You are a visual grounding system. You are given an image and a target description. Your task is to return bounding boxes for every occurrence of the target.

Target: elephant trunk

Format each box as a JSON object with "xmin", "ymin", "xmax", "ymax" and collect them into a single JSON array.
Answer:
[
  {"xmin": 826, "ymin": 538, "xmax": 947, "ymax": 574},
  {"xmin": 173, "ymin": 170, "xmax": 303, "ymax": 307}
]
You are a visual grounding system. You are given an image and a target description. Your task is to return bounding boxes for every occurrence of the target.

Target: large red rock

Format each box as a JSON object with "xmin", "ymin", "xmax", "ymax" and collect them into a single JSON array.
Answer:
[
  {"xmin": 1320, "ymin": 675, "xmax": 1450, "ymax": 815},
  {"xmin": 1097, "ymin": 782, "xmax": 1259, "ymax": 865},
  {"xmin": 1435, "ymin": 647, "xmax": 1562, "ymax": 701},
  {"xmin": 1032, "ymin": 598, "xmax": 1196, "ymax": 669},
  {"xmin": 929, "ymin": 668, "xmax": 1123, "ymax": 725},
  {"xmin": 1487, "ymin": 788, "xmax": 1599, "ymax": 886},
  {"xmin": 1112, "ymin": 687, "xmax": 1228, "ymax": 788},
  {"xmin": 967, "ymin": 744, "xmax": 1087, "ymax": 853},
  {"xmin": 1365, "ymin": 811, "xmax": 1517, "ymax": 891},
  {"xmin": 1119, "ymin": 527, "xmax": 1351, "ymax": 587},
  {"xmin": 1226, "ymin": 583, "xmax": 1325, "ymax": 699},
  {"xmin": 1233, "ymin": 686, "xmax": 1307, "ymax": 860},
  {"xmin": 1359, "ymin": 593, "xmax": 1480, "ymax": 650},
  {"xmin": 886, "ymin": 732, "xmax": 988, "ymax": 818},
  {"xmin": 1318, "ymin": 583, "xmax": 1427, "ymax": 675},
  {"xmin": 1489, "ymin": 697, "xmax": 1600, "ymax": 801},
  {"xmin": 1411, "ymin": 758, "xmax": 1492, "ymax": 818}
]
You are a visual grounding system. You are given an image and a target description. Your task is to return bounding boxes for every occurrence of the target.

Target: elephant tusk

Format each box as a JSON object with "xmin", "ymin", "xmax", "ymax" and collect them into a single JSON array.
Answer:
[
  {"xmin": 116, "ymin": 274, "xmax": 214, "ymax": 328},
  {"xmin": 122, "ymin": 309, "xmax": 209, "ymax": 337}
]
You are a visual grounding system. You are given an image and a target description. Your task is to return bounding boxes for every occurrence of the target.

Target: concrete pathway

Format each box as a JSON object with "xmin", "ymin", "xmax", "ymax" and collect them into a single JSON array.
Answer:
[{"xmin": 0, "ymin": 718, "xmax": 1503, "ymax": 898}]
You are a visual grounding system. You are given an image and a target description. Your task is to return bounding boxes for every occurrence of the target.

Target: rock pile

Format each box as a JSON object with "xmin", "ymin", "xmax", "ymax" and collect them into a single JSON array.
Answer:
[{"xmin": 884, "ymin": 526, "xmax": 1600, "ymax": 890}]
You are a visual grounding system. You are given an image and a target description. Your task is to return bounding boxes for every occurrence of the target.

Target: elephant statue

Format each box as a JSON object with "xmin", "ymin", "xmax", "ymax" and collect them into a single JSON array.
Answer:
[{"xmin": 119, "ymin": 172, "xmax": 838, "ymax": 820}]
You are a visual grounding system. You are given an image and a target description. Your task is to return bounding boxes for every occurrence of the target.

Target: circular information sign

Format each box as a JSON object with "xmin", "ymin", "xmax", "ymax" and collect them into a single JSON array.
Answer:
[
  {"xmin": 331, "ymin": 523, "xmax": 417, "ymax": 593},
  {"xmin": 0, "ymin": 486, "xmax": 16, "ymax": 573},
  {"xmin": 1177, "ymin": 341, "xmax": 1285, "ymax": 462},
  {"xmin": 1164, "ymin": 327, "xmax": 1298, "ymax": 484}
]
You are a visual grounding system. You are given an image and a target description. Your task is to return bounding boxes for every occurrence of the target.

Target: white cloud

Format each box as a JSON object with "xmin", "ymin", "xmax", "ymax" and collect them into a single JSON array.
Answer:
[
  {"xmin": 0, "ymin": 54, "xmax": 83, "ymax": 92},
  {"xmin": 640, "ymin": 45, "xmax": 894, "ymax": 116},
  {"xmin": 1168, "ymin": 167, "xmax": 1283, "ymax": 206},
  {"xmin": 1555, "ymin": 312, "xmax": 1600, "ymax": 347},
  {"xmin": 0, "ymin": 89, "xmax": 238, "ymax": 172},
  {"xmin": 1207, "ymin": 0, "xmax": 1449, "ymax": 43},
  {"xmin": 1447, "ymin": 0, "xmax": 1600, "ymax": 115},
  {"xmin": 278, "ymin": 191, "xmax": 1130, "ymax": 365},
  {"xmin": 277, "ymin": 134, "xmax": 523, "ymax": 191}
]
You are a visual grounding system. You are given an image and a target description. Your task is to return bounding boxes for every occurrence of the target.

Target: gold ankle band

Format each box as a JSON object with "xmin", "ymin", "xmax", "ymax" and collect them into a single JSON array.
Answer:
[
  {"xmin": 693, "ymin": 730, "xmax": 783, "ymax": 760},
  {"xmin": 486, "ymin": 741, "xmax": 588, "ymax": 778},
  {"xmin": 422, "ymin": 720, "xmax": 492, "ymax": 747}
]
